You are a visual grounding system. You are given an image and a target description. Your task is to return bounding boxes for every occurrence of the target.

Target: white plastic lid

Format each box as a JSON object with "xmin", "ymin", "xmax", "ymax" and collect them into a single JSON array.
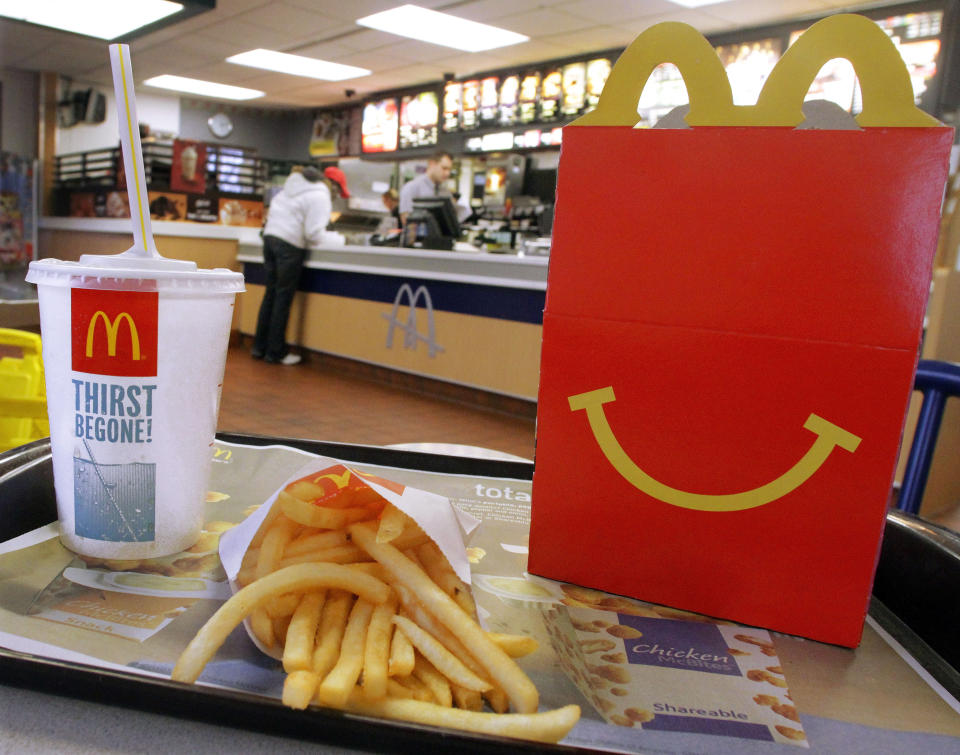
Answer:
[{"xmin": 27, "ymin": 252, "xmax": 245, "ymax": 293}]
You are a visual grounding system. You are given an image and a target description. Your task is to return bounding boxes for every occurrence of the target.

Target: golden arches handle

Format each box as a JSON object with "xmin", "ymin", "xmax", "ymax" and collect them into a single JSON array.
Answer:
[
  {"xmin": 573, "ymin": 14, "xmax": 938, "ymax": 128},
  {"xmin": 575, "ymin": 22, "xmax": 733, "ymax": 127}
]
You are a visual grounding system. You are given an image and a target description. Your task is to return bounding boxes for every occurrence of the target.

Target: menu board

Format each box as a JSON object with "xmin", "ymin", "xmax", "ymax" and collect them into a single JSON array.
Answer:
[
  {"xmin": 585, "ymin": 58, "xmax": 611, "ymax": 111},
  {"xmin": 479, "ymin": 76, "xmax": 500, "ymax": 125},
  {"xmin": 442, "ymin": 81, "xmax": 461, "ymax": 132},
  {"xmin": 361, "ymin": 98, "xmax": 399, "ymax": 153},
  {"xmin": 539, "ymin": 69, "xmax": 562, "ymax": 121},
  {"xmin": 789, "ymin": 10, "xmax": 943, "ymax": 113},
  {"xmin": 461, "ymin": 79, "xmax": 480, "ymax": 130},
  {"xmin": 899, "ymin": 39, "xmax": 941, "ymax": 102},
  {"xmin": 519, "ymin": 72, "xmax": 540, "ymax": 124},
  {"xmin": 499, "ymin": 74, "xmax": 520, "ymax": 126},
  {"xmin": 561, "ymin": 62, "xmax": 587, "ymax": 116},
  {"xmin": 715, "ymin": 38, "xmax": 781, "ymax": 107},
  {"xmin": 636, "ymin": 63, "xmax": 688, "ymax": 128},
  {"xmin": 399, "ymin": 91, "xmax": 439, "ymax": 149}
]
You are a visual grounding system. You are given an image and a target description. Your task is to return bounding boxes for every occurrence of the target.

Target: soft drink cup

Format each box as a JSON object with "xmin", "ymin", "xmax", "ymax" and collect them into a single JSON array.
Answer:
[{"xmin": 26, "ymin": 255, "xmax": 244, "ymax": 559}]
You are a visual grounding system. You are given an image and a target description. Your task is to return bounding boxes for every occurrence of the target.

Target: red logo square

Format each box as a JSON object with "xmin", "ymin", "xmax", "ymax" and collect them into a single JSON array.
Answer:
[{"xmin": 71, "ymin": 289, "xmax": 158, "ymax": 377}]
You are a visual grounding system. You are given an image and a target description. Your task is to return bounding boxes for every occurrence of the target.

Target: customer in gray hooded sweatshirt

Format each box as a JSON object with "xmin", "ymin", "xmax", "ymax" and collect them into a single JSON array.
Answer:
[{"xmin": 252, "ymin": 165, "xmax": 349, "ymax": 365}]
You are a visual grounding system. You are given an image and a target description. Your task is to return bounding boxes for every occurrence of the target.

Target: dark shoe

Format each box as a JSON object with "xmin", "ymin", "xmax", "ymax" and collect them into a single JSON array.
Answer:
[{"xmin": 251, "ymin": 350, "xmax": 264, "ymax": 360}]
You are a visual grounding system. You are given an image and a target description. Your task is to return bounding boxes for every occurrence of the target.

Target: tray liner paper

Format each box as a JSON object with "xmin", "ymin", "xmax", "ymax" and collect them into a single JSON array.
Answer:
[{"xmin": 0, "ymin": 440, "xmax": 812, "ymax": 750}]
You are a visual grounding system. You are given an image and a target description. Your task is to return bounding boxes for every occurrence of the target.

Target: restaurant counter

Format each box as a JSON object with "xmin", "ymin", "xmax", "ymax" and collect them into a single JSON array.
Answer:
[
  {"xmin": 237, "ymin": 241, "xmax": 548, "ymax": 401},
  {"xmin": 38, "ymin": 216, "xmax": 258, "ymax": 269}
]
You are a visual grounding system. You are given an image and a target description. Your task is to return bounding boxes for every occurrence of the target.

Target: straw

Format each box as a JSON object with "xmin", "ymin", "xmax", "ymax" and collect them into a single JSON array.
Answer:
[{"xmin": 108, "ymin": 43, "xmax": 159, "ymax": 258}]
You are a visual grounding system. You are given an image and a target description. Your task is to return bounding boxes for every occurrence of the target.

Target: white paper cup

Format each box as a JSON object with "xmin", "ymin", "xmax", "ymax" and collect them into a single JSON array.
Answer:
[{"xmin": 27, "ymin": 255, "xmax": 244, "ymax": 559}]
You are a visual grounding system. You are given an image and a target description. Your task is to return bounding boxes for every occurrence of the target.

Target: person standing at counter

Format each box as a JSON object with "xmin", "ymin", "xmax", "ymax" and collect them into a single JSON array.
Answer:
[
  {"xmin": 398, "ymin": 151, "xmax": 453, "ymax": 226},
  {"xmin": 252, "ymin": 165, "xmax": 350, "ymax": 366}
]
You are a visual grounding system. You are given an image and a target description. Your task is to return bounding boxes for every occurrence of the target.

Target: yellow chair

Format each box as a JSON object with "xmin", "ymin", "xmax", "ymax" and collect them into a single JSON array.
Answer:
[{"xmin": 0, "ymin": 328, "xmax": 49, "ymax": 452}]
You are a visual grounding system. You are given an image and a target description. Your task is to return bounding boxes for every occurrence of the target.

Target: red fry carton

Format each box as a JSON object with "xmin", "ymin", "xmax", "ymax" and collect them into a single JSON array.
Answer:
[{"xmin": 528, "ymin": 15, "xmax": 953, "ymax": 647}]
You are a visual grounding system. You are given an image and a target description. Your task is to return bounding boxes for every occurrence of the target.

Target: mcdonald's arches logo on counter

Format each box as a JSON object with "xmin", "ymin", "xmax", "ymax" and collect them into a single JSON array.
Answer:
[{"xmin": 71, "ymin": 289, "xmax": 158, "ymax": 377}]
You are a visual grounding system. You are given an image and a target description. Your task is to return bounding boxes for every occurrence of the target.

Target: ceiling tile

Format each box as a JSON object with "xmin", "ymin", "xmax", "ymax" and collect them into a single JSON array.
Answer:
[
  {"xmin": 451, "ymin": 0, "xmax": 569, "ymax": 23},
  {"xmin": 286, "ymin": 39, "xmax": 360, "ymax": 60},
  {"xmin": 283, "ymin": 0, "xmax": 411, "ymax": 21},
  {"xmin": 621, "ymin": 8, "xmax": 741, "ymax": 36},
  {"xmin": 235, "ymin": 3, "xmax": 340, "ymax": 36},
  {"xmin": 385, "ymin": 40, "xmax": 465, "ymax": 64},
  {"xmin": 334, "ymin": 29, "xmax": 404, "ymax": 52},
  {"xmin": 543, "ymin": 25, "xmax": 634, "ymax": 53},
  {"xmin": 701, "ymin": 0, "xmax": 829, "ymax": 28},
  {"xmin": 558, "ymin": 0, "xmax": 677, "ymax": 23},
  {"xmin": 191, "ymin": 17, "xmax": 304, "ymax": 49},
  {"xmin": 496, "ymin": 8, "xmax": 607, "ymax": 37}
]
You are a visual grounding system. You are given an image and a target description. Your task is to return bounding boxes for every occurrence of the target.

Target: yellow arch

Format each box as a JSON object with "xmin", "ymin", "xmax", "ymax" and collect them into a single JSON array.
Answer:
[
  {"xmin": 568, "ymin": 386, "xmax": 861, "ymax": 512},
  {"xmin": 85, "ymin": 311, "xmax": 141, "ymax": 360},
  {"xmin": 573, "ymin": 14, "xmax": 937, "ymax": 128}
]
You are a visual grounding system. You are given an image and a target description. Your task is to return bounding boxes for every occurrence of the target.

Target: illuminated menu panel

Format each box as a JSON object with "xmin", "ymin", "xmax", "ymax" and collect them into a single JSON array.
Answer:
[
  {"xmin": 479, "ymin": 76, "xmax": 500, "ymax": 124},
  {"xmin": 461, "ymin": 79, "xmax": 480, "ymax": 130},
  {"xmin": 361, "ymin": 98, "xmax": 398, "ymax": 153},
  {"xmin": 585, "ymin": 58, "xmax": 611, "ymax": 111},
  {"xmin": 499, "ymin": 74, "xmax": 520, "ymax": 125},
  {"xmin": 789, "ymin": 11, "xmax": 943, "ymax": 112},
  {"xmin": 519, "ymin": 72, "xmax": 540, "ymax": 124},
  {"xmin": 561, "ymin": 62, "xmax": 586, "ymax": 116},
  {"xmin": 539, "ymin": 69, "xmax": 562, "ymax": 121},
  {"xmin": 400, "ymin": 91, "xmax": 439, "ymax": 149},
  {"xmin": 715, "ymin": 38, "xmax": 781, "ymax": 106},
  {"xmin": 443, "ymin": 82, "xmax": 462, "ymax": 132},
  {"xmin": 636, "ymin": 63, "xmax": 687, "ymax": 128}
]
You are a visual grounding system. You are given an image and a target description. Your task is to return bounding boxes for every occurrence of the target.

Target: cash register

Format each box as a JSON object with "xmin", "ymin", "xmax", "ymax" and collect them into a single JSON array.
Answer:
[{"xmin": 401, "ymin": 196, "xmax": 461, "ymax": 251}]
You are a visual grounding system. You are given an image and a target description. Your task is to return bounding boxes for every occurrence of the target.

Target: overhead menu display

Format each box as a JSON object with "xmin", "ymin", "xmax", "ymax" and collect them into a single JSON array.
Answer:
[
  {"xmin": 585, "ymin": 58, "xmax": 612, "ymax": 111},
  {"xmin": 539, "ymin": 69, "xmax": 562, "ymax": 121},
  {"xmin": 519, "ymin": 72, "xmax": 540, "ymax": 123},
  {"xmin": 479, "ymin": 76, "xmax": 500, "ymax": 124},
  {"xmin": 461, "ymin": 79, "xmax": 480, "ymax": 130},
  {"xmin": 788, "ymin": 10, "xmax": 943, "ymax": 113},
  {"xmin": 561, "ymin": 62, "xmax": 586, "ymax": 116},
  {"xmin": 443, "ymin": 82, "xmax": 461, "ymax": 132},
  {"xmin": 361, "ymin": 98, "xmax": 398, "ymax": 153},
  {"xmin": 499, "ymin": 74, "xmax": 520, "ymax": 125},
  {"xmin": 399, "ymin": 91, "xmax": 439, "ymax": 149},
  {"xmin": 715, "ymin": 39, "xmax": 782, "ymax": 106}
]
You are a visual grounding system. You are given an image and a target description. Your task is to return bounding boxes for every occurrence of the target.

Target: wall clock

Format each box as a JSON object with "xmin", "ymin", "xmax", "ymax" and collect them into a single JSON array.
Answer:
[{"xmin": 207, "ymin": 112, "xmax": 233, "ymax": 139}]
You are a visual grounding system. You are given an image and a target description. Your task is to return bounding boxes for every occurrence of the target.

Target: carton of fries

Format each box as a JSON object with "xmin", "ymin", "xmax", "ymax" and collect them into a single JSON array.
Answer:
[{"xmin": 171, "ymin": 456, "xmax": 581, "ymax": 744}]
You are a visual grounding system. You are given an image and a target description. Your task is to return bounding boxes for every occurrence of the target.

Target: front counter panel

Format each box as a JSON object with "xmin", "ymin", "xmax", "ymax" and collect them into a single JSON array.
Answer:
[{"xmin": 238, "ymin": 247, "xmax": 547, "ymax": 400}]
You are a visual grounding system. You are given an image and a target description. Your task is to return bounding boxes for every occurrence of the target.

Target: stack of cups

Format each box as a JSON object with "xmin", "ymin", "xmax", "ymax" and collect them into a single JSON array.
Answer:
[{"xmin": 26, "ymin": 44, "xmax": 244, "ymax": 559}]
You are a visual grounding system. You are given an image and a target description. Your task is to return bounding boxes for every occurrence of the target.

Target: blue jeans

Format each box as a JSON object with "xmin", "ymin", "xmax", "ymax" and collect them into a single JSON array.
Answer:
[{"xmin": 253, "ymin": 235, "xmax": 306, "ymax": 361}]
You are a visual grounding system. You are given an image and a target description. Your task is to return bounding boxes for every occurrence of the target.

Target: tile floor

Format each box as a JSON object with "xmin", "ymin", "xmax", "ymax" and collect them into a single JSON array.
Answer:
[
  {"xmin": 217, "ymin": 344, "xmax": 960, "ymax": 532},
  {"xmin": 217, "ymin": 344, "xmax": 536, "ymax": 460}
]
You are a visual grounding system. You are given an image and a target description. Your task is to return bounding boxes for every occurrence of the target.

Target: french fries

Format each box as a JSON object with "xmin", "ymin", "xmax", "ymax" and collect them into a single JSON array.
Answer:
[{"xmin": 172, "ymin": 465, "xmax": 580, "ymax": 744}]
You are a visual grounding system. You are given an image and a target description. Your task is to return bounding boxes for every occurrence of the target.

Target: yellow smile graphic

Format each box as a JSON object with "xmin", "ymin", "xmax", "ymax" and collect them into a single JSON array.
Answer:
[{"xmin": 569, "ymin": 387, "xmax": 861, "ymax": 512}]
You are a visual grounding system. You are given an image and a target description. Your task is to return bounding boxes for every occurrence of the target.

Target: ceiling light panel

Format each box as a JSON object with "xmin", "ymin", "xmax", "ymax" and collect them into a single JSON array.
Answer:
[
  {"xmin": 355, "ymin": 4, "xmax": 529, "ymax": 53},
  {"xmin": 144, "ymin": 75, "xmax": 265, "ymax": 100},
  {"xmin": 227, "ymin": 49, "xmax": 371, "ymax": 81},
  {"xmin": 0, "ymin": 0, "xmax": 183, "ymax": 40}
]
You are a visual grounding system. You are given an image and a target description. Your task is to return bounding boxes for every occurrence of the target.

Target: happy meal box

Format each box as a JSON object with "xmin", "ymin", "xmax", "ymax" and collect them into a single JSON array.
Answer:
[{"xmin": 528, "ymin": 15, "xmax": 953, "ymax": 647}]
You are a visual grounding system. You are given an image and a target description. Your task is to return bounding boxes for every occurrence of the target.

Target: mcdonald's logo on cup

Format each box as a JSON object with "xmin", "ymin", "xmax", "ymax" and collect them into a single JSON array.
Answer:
[{"xmin": 71, "ymin": 289, "xmax": 158, "ymax": 377}]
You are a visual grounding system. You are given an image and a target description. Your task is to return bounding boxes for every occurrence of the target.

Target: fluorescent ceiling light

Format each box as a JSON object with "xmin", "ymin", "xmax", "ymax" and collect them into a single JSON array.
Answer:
[
  {"xmin": 667, "ymin": 0, "xmax": 734, "ymax": 7},
  {"xmin": 356, "ymin": 4, "xmax": 529, "ymax": 52},
  {"xmin": 227, "ymin": 49, "xmax": 371, "ymax": 81},
  {"xmin": 144, "ymin": 75, "xmax": 265, "ymax": 101},
  {"xmin": 0, "ymin": 0, "xmax": 183, "ymax": 40}
]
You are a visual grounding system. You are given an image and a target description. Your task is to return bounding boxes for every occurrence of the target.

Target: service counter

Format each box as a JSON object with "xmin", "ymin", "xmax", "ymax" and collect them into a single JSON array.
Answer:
[
  {"xmin": 34, "ymin": 218, "xmax": 548, "ymax": 401},
  {"xmin": 237, "ymin": 241, "xmax": 548, "ymax": 401}
]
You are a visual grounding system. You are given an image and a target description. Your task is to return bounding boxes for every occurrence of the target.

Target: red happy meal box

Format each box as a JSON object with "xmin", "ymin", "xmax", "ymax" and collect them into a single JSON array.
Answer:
[{"xmin": 528, "ymin": 15, "xmax": 953, "ymax": 647}]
